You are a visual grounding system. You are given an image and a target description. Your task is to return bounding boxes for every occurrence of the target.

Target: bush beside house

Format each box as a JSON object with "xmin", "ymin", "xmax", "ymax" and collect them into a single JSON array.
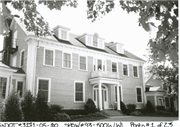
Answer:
[{"xmin": 3, "ymin": 91, "xmax": 23, "ymax": 121}]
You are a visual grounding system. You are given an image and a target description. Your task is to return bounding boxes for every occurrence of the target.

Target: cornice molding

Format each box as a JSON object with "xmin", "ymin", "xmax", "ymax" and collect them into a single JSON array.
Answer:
[{"xmin": 25, "ymin": 36, "xmax": 145, "ymax": 64}]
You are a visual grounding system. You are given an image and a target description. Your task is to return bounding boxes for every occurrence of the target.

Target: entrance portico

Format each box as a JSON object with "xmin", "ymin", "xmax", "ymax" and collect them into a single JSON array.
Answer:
[{"xmin": 89, "ymin": 77, "xmax": 122, "ymax": 111}]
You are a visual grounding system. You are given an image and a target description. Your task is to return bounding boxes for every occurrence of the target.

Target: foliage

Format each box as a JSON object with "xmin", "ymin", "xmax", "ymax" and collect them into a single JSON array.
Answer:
[
  {"xmin": 49, "ymin": 104, "xmax": 64, "ymax": 119},
  {"xmin": 84, "ymin": 98, "xmax": 98, "ymax": 114},
  {"xmin": 35, "ymin": 92, "xmax": 50, "ymax": 121},
  {"xmin": 53, "ymin": 113, "xmax": 71, "ymax": 121},
  {"xmin": 156, "ymin": 106, "xmax": 165, "ymax": 111},
  {"xmin": 21, "ymin": 91, "xmax": 37, "ymax": 121},
  {"xmin": 130, "ymin": 111, "xmax": 142, "ymax": 116},
  {"xmin": 126, "ymin": 104, "xmax": 136, "ymax": 113},
  {"xmin": 86, "ymin": 0, "xmax": 179, "ymax": 97},
  {"xmin": 156, "ymin": 110, "xmax": 174, "ymax": 116},
  {"xmin": 0, "ymin": 98, "xmax": 5, "ymax": 121},
  {"xmin": 120, "ymin": 101, "xmax": 128, "ymax": 115},
  {"xmin": 1, "ymin": 0, "xmax": 77, "ymax": 36},
  {"xmin": 1, "ymin": 0, "xmax": 178, "ymax": 97},
  {"xmin": 3, "ymin": 91, "xmax": 23, "ymax": 121},
  {"xmin": 146, "ymin": 100, "xmax": 155, "ymax": 112}
]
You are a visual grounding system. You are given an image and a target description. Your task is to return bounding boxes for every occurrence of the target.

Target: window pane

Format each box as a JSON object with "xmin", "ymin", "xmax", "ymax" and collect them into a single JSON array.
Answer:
[
  {"xmin": 0, "ymin": 77, "xmax": 7, "ymax": 99},
  {"xmin": 45, "ymin": 50, "xmax": 53, "ymax": 65},
  {"xmin": 75, "ymin": 83, "xmax": 83, "ymax": 101},
  {"xmin": 17, "ymin": 82, "xmax": 23, "ymax": 97},
  {"xmin": 133, "ymin": 66, "xmax": 138, "ymax": 77},
  {"xmin": 94, "ymin": 90, "xmax": 96, "ymax": 101},
  {"xmin": 112, "ymin": 62, "xmax": 117, "ymax": 72},
  {"xmin": 123, "ymin": 64, "xmax": 128, "ymax": 75},
  {"xmin": 61, "ymin": 30, "xmax": 67, "ymax": 39},
  {"xmin": 21, "ymin": 51, "xmax": 24, "ymax": 66},
  {"xmin": 64, "ymin": 53, "xmax": 71, "ymax": 68},
  {"xmin": 93, "ymin": 34, "xmax": 98, "ymax": 47},
  {"xmin": 80, "ymin": 56, "xmax": 86, "ymax": 70},
  {"xmin": 98, "ymin": 59, "xmax": 102, "ymax": 70},
  {"xmin": 136, "ymin": 88, "xmax": 142, "ymax": 102},
  {"xmin": 38, "ymin": 79, "xmax": 49, "ymax": 101}
]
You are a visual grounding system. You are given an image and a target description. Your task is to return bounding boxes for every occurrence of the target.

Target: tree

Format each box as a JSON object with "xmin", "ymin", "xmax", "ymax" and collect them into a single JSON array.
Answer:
[
  {"xmin": 3, "ymin": 90, "xmax": 23, "ymax": 121},
  {"xmin": 0, "ymin": 0, "xmax": 77, "ymax": 36},
  {"xmin": 0, "ymin": 0, "xmax": 178, "ymax": 95},
  {"xmin": 21, "ymin": 91, "xmax": 37, "ymax": 121}
]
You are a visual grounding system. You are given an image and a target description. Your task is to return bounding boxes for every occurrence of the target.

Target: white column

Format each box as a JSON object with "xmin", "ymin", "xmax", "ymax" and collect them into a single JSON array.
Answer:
[
  {"xmin": 98, "ymin": 81, "xmax": 102, "ymax": 110},
  {"xmin": 117, "ymin": 83, "xmax": 120, "ymax": 110},
  {"xmin": 26, "ymin": 40, "xmax": 38, "ymax": 96},
  {"xmin": 154, "ymin": 95, "xmax": 157, "ymax": 110}
]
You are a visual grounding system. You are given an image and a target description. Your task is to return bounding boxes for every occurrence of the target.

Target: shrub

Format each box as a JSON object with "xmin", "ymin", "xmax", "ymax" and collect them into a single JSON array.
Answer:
[
  {"xmin": 84, "ymin": 98, "xmax": 97, "ymax": 114},
  {"xmin": 156, "ymin": 110, "xmax": 174, "ymax": 116},
  {"xmin": 146, "ymin": 100, "xmax": 155, "ymax": 112},
  {"xmin": 53, "ymin": 113, "xmax": 71, "ymax": 121},
  {"xmin": 49, "ymin": 104, "xmax": 64, "ymax": 119},
  {"xmin": 126, "ymin": 104, "xmax": 136, "ymax": 113},
  {"xmin": 120, "ymin": 101, "xmax": 128, "ymax": 114},
  {"xmin": 94, "ymin": 111, "xmax": 108, "ymax": 117},
  {"xmin": 130, "ymin": 111, "xmax": 142, "ymax": 116},
  {"xmin": 21, "ymin": 91, "xmax": 37, "ymax": 121},
  {"xmin": 35, "ymin": 92, "xmax": 50, "ymax": 121},
  {"xmin": 4, "ymin": 91, "xmax": 23, "ymax": 121},
  {"xmin": 156, "ymin": 106, "xmax": 165, "ymax": 111}
]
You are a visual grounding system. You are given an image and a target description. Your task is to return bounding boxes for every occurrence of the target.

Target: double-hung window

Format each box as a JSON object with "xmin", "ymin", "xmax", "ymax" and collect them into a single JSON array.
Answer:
[
  {"xmin": 63, "ymin": 53, "xmax": 71, "ymax": 68},
  {"xmin": 123, "ymin": 64, "xmax": 128, "ymax": 76},
  {"xmin": 112, "ymin": 62, "xmax": 117, "ymax": 72},
  {"xmin": 20, "ymin": 50, "xmax": 25, "ymax": 67},
  {"xmin": 37, "ymin": 78, "xmax": 50, "ymax": 102},
  {"xmin": 0, "ymin": 77, "xmax": 7, "ymax": 99},
  {"xmin": 136, "ymin": 87, "xmax": 142, "ymax": 103},
  {"xmin": 61, "ymin": 30, "xmax": 67, "ymax": 40},
  {"xmin": 93, "ymin": 58, "xmax": 106, "ymax": 71},
  {"xmin": 74, "ymin": 81, "xmax": 85, "ymax": 102},
  {"xmin": 17, "ymin": 81, "xmax": 23, "ymax": 97},
  {"xmin": 44, "ymin": 49, "xmax": 54, "ymax": 66},
  {"xmin": 133, "ymin": 66, "xmax": 138, "ymax": 77},
  {"xmin": 79, "ymin": 56, "xmax": 87, "ymax": 71},
  {"xmin": 93, "ymin": 34, "xmax": 98, "ymax": 47}
]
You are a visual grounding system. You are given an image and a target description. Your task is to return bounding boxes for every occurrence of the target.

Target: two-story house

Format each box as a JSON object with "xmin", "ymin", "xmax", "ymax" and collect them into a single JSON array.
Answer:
[{"xmin": 0, "ymin": 17, "xmax": 146, "ymax": 111}]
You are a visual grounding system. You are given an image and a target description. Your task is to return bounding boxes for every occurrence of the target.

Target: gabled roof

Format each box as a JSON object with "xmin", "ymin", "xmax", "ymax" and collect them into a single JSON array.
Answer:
[{"xmin": 14, "ymin": 18, "xmax": 145, "ymax": 62}]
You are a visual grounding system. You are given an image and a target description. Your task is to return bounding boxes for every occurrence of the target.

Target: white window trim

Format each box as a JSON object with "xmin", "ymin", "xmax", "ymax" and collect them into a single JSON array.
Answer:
[
  {"xmin": 0, "ymin": 76, "xmax": 9, "ymax": 99},
  {"xmin": 114, "ymin": 85, "xmax": 123, "ymax": 103},
  {"xmin": 93, "ymin": 58, "xmax": 106, "ymax": 72},
  {"xmin": 78, "ymin": 55, "xmax": 88, "ymax": 71},
  {"xmin": 36, "ymin": 77, "xmax": 51, "ymax": 102},
  {"xmin": 16, "ymin": 80, "xmax": 24, "ymax": 98},
  {"xmin": 19, "ymin": 49, "xmax": 25, "ymax": 67},
  {"xmin": 112, "ymin": 61, "xmax": 118, "ymax": 73},
  {"xmin": 60, "ymin": 28, "xmax": 69, "ymax": 41},
  {"xmin": 122, "ymin": 64, "xmax": 129, "ymax": 76},
  {"xmin": 74, "ymin": 81, "xmax": 85, "ymax": 103},
  {"xmin": 62, "ymin": 51, "xmax": 72, "ymax": 69},
  {"xmin": 136, "ymin": 86, "xmax": 143, "ymax": 103},
  {"xmin": 133, "ymin": 65, "xmax": 139, "ymax": 78},
  {"xmin": 43, "ymin": 48, "xmax": 55, "ymax": 67}
]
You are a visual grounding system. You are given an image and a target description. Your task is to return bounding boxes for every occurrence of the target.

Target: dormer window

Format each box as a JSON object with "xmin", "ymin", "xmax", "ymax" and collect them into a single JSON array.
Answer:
[
  {"xmin": 77, "ymin": 33, "xmax": 105, "ymax": 49},
  {"xmin": 61, "ymin": 30, "xmax": 67, "ymax": 40},
  {"xmin": 53, "ymin": 25, "xmax": 70, "ymax": 41},
  {"xmin": 93, "ymin": 34, "xmax": 98, "ymax": 47}
]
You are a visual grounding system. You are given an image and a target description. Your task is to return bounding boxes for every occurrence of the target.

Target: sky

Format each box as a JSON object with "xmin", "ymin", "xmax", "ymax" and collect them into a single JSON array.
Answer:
[{"xmin": 3, "ymin": 1, "xmax": 150, "ymax": 60}]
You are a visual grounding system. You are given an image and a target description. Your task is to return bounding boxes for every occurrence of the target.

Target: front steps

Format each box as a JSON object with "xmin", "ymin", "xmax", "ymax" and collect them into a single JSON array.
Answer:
[{"xmin": 104, "ymin": 109, "xmax": 124, "ymax": 116}]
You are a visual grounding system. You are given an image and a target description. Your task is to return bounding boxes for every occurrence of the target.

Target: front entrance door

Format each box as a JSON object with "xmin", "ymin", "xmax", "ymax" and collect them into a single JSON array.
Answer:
[{"xmin": 93, "ymin": 85, "xmax": 108, "ymax": 109}]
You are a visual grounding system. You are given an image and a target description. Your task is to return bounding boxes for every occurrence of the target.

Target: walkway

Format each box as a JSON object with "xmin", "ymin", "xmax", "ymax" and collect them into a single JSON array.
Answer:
[{"xmin": 97, "ymin": 116, "xmax": 179, "ymax": 121}]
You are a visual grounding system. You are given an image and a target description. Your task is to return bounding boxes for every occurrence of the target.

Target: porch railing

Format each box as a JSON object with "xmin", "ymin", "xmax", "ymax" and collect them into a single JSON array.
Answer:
[{"xmin": 90, "ymin": 70, "xmax": 120, "ymax": 79}]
